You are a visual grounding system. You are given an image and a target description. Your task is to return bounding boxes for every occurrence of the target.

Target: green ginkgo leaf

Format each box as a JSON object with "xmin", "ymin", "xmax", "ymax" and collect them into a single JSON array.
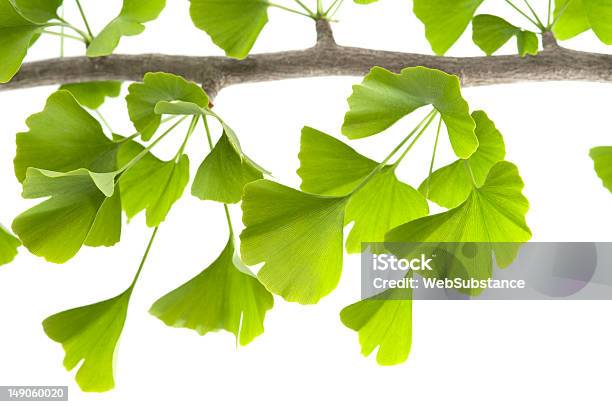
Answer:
[
  {"xmin": 413, "ymin": 0, "xmax": 484, "ymax": 55},
  {"xmin": 553, "ymin": 0, "xmax": 612, "ymax": 44},
  {"xmin": 150, "ymin": 237, "xmax": 273, "ymax": 346},
  {"xmin": 117, "ymin": 139, "xmax": 189, "ymax": 227},
  {"xmin": 590, "ymin": 146, "xmax": 612, "ymax": 193},
  {"xmin": 342, "ymin": 66, "xmax": 478, "ymax": 159},
  {"xmin": 190, "ymin": 0, "xmax": 269, "ymax": 59},
  {"xmin": 472, "ymin": 14, "xmax": 538, "ymax": 57},
  {"xmin": 126, "ymin": 72, "xmax": 209, "ymax": 141},
  {"xmin": 0, "ymin": 0, "xmax": 62, "ymax": 83},
  {"xmin": 14, "ymin": 90, "xmax": 119, "ymax": 182},
  {"xmin": 13, "ymin": 167, "xmax": 121, "ymax": 263},
  {"xmin": 341, "ymin": 291, "xmax": 412, "ymax": 366},
  {"xmin": 298, "ymin": 127, "xmax": 428, "ymax": 253},
  {"xmin": 86, "ymin": 0, "xmax": 166, "ymax": 57},
  {"xmin": 419, "ymin": 110, "xmax": 506, "ymax": 208},
  {"xmin": 59, "ymin": 81, "xmax": 122, "ymax": 110},
  {"xmin": 43, "ymin": 287, "xmax": 133, "ymax": 392},
  {"xmin": 387, "ymin": 161, "xmax": 531, "ymax": 268},
  {"xmin": 241, "ymin": 180, "xmax": 347, "ymax": 304},
  {"xmin": 0, "ymin": 224, "xmax": 20, "ymax": 266},
  {"xmin": 192, "ymin": 131, "xmax": 263, "ymax": 203}
]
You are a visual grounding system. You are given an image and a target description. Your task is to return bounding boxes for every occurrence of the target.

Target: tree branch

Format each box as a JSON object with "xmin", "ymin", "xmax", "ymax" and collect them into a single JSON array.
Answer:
[{"xmin": 2, "ymin": 21, "xmax": 612, "ymax": 98}]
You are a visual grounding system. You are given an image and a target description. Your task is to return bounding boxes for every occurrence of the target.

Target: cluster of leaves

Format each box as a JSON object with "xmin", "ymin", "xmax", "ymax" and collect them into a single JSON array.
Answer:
[
  {"xmin": 1, "ymin": 0, "xmax": 609, "ymax": 395},
  {"xmin": 0, "ymin": 0, "xmax": 166, "ymax": 83},
  {"xmin": 3, "ymin": 64, "xmax": 533, "ymax": 390}
]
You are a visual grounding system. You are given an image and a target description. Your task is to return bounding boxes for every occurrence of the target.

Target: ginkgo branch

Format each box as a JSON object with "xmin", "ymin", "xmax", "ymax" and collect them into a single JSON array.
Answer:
[{"xmin": 3, "ymin": 20, "xmax": 612, "ymax": 98}]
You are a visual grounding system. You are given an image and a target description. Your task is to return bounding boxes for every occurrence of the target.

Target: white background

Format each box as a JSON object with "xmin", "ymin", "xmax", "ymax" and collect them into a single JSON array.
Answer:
[{"xmin": 1, "ymin": 1, "xmax": 612, "ymax": 405}]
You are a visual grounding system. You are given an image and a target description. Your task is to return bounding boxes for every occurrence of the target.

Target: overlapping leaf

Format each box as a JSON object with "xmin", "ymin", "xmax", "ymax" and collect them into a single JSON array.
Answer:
[
  {"xmin": 126, "ymin": 72, "xmax": 209, "ymax": 141},
  {"xmin": 342, "ymin": 66, "xmax": 478, "ymax": 159},
  {"xmin": 59, "ymin": 81, "xmax": 122, "ymax": 110},
  {"xmin": 43, "ymin": 287, "xmax": 132, "ymax": 392},
  {"xmin": 472, "ymin": 14, "xmax": 538, "ymax": 57},
  {"xmin": 298, "ymin": 127, "xmax": 428, "ymax": 253},
  {"xmin": 14, "ymin": 90, "xmax": 118, "ymax": 182},
  {"xmin": 116, "ymin": 139, "xmax": 189, "ymax": 227},
  {"xmin": 190, "ymin": 0, "xmax": 269, "ymax": 59},
  {"xmin": 413, "ymin": 0, "xmax": 484, "ymax": 55},
  {"xmin": 0, "ymin": 0, "xmax": 62, "ymax": 82},
  {"xmin": 553, "ymin": 0, "xmax": 612, "ymax": 44},
  {"xmin": 192, "ymin": 131, "xmax": 263, "ymax": 203},
  {"xmin": 13, "ymin": 168, "xmax": 121, "ymax": 263},
  {"xmin": 0, "ymin": 224, "xmax": 20, "ymax": 266},
  {"xmin": 150, "ymin": 238, "xmax": 273, "ymax": 345},
  {"xmin": 387, "ymin": 161, "xmax": 531, "ymax": 269},
  {"xmin": 13, "ymin": 91, "xmax": 123, "ymax": 262},
  {"xmin": 241, "ymin": 180, "xmax": 347, "ymax": 304},
  {"xmin": 419, "ymin": 110, "xmax": 506, "ymax": 208},
  {"xmin": 86, "ymin": 0, "xmax": 166, "ymax": 57},
  {"xmin": 341, "ymin": 291, "xmax": 412, "ymax": 365},
  {"xmin": 590, "ymin": 146, "xmax": 612, "ymax": 193}
]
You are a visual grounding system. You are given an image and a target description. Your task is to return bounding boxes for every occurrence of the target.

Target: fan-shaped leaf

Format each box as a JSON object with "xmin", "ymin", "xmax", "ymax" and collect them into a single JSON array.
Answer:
[
  {"xmin": 419, "ymin": 110, "xmax": 506, "ymax": 208},
  {"xmin": 240, "ymin": 180, "xmax": 347, "ymax": 304},
  {"xmin": 59, "ymin": 81, "xmax": 122, "ymax": 110},
  {"xmin": 190, "ymin": 0, "xmax": 269, "ymax": 59},
  {"xmin": 43, "ymin": 288, "xmax": 132, "ymax": 392},
  {"xmin": 342, "ymin": 66, "xmax": 478, "ymax": 159},
  {"xmin": 13, "ymin": 167, "xmax": 121, "ymax": 263},
  {"xmin": 192, "ymin": 131, "xmax": 263, "ymax": 203},
  {"xmin": 590, "ymin": 146, "xmax": 612, "ymax": 193},
  {"xmin": 126, "ymin": 72, "xmax": 209, "ymax": 141},
  {"xmin": 86, "ymin": 0, "xmax": 166, "ymax": 57},
  {"xmin": 0, "ymin": 224, "xmax": 20, "ymax": 266},
  {"xmin": 472, "ymin": 14, "xmax": 538, "ymax": 57},
  {"xmin": 150, "ymin": 238, "xmax": 273, "ymax": 345},
  {"xmin": 553, "ymin": 0, "xmax": 612, "ymax": 44},
  {"xmin": 341, "ymin": 291, "xmax": 412, "ymax": 365},
  {"xmin": 387, "ymin": 161, "xmax": 531, "ymax": 268},
  {"xmin": 0, "ymin": 0, "xmax": 61, "ymax": 82},
  {"xmin": 117, "ymin": 139, "xmax": 189, "ymax": 227},
  {"xmin": 298, "ymin": 127, "xmax": 428, "ymax": 253},
  {"xmin": 413, "ymin": 0, "xmax": 484, "ymax": 55},
  {"xmin": 14, "ymin": 90, "xmax": 118, "ymax": 182}
]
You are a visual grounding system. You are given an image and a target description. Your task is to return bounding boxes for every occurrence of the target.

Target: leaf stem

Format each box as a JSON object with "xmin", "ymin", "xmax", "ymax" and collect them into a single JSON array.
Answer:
[
  {"xmin": 293, "ymin": 0, "xmax": 315, "ymax": 16},
  {"xmin": 463, "ymin": 160, "xmax": 478, "ymax": 187},
  {"xmin": 74, "ymin": 0, "xmax": 94, "ymax": 39},
  {"xmin": 522, "ymin": 0, "xmax": 545, "ymax": 29},
  {"xmin": 47, "ymin": 21, "xmax": 92, "ymax": 43},
  {"xmin": 547, "ymin": 0, "xmax": 553, "ymax": 27},
  {"xmin": 391, "ymin": 111, "xmax": 438, "ymax": 168},
  {"xmin": 42, "ymin": 30, "xmax": 87, "ymax": 44},
  {"xmin": 504, "ymin": 0, "xmax": 542, "ymax": 30},
  {"xmin": 120, "ymin": 117, "xmax": 176, "ymax": 142},
  {"xmin": 129, "ymin": 227, "xmax": 159, "ymax": 291},
  {"xmin": 174, "ymin": 115, "xmax": 199, "ymax": 162},
  {"xmin": 550, "ymin": 0, "xmax": 572, "ymax": 28},
  {"xmin": 349, "ymin": 109, "xmax": 437, "ymax": 196},
  {"xmin": 202, "ymin": 115, "xmax": 236, "ymax": 238},
  {"xmin": 95, "ymin": 109, "xmax": 113, "ymax": 133},
  {"xmin": 424, "ymin": 116, "xmax": 443, "ymax": 198},
  {"xmin": 267, "ymin": 2, "xmax": 315, "ymax": 18},
  {"xmin": 119, "ymin": 116, "xmax": 188, "ymax": 174},
  {"xmin": 327, "ymin": 0, "xmax": 345, "ymax": 18}
]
